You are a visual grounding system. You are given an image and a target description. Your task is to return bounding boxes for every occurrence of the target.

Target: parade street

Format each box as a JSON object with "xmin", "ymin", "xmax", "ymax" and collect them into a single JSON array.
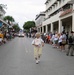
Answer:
[{"xmin": 0, "ymin": 37, "xmax": 74, "ymax": 75}]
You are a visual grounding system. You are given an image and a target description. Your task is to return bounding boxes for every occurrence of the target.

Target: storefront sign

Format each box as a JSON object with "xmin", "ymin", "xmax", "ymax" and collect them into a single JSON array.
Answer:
[{"xmin": 0, "ymin": 21, "xmax": 2, "ymax": 27}]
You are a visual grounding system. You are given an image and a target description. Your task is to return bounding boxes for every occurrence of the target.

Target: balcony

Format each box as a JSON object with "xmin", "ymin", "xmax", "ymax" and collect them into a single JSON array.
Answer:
[
  {"xmin": 43, "ymin": 11, "xmax": 61, "ymax": 25},
  {"xmin": 60, "ymin": 8, "xmax": 73, "ymax": 17},
  {"xmin": 46, "ymin": 0, "xmax": 57, "ymax": 10}
]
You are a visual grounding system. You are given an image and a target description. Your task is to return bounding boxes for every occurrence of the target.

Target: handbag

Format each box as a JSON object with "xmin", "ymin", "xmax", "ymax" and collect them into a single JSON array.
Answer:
[{"xmin": 62, "ymin": 40, "xmax": 66, "ymax": 44}]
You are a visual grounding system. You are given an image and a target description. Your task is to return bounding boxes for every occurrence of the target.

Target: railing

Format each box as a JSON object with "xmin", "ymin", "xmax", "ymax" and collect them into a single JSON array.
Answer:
[
  {"xmin": 60, "ymin": 8, "xmax": 73, "ymax": 17},
  {"xmin": 46, "ymin": 0, "xmax": 72, "ymax": 17}
]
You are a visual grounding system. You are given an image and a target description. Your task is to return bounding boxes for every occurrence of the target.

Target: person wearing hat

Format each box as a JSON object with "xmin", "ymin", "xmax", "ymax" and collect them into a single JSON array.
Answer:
[{"xmin": 32, "ymin": 32, "xmax": 44, "ymax": 64}]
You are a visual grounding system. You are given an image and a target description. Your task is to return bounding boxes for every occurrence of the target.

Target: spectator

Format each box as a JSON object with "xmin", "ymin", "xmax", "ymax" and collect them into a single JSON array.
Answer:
[
  {"xmin": 66, "ymin": 31, "xmax": 74, "ymax": 56},
  {"xmin": 62, "ymin": 32, "xmax": 66, "ymax": 51}
]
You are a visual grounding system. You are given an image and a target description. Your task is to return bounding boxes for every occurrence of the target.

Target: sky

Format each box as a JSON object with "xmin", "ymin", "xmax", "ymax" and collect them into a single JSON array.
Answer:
[{"xmin": 0, "ymin": 0, "xmax": 46, "ymax": 29}]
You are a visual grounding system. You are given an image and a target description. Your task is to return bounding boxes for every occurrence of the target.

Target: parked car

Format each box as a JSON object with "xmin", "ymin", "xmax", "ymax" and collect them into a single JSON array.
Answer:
[{"xmin": 18, "ymin": 32, "xmax": 24, "ymax": 37}]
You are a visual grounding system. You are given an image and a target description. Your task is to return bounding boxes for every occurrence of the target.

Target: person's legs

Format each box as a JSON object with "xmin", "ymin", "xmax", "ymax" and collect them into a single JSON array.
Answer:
[
  {"xmin": 52, "ymin": 40, "xmax": 55, "ymax": 47},
  {"xmin": 34, "ymin": 47, "xmax": 39, "ymax": 64},
  {"xmin": 38, "ymin": 48, "xmax": 42, "ymax": 63},
  {"xmin": 62, "ymin": 44, "xmax": 65, "ymax": 51},
  {"xmin": 70, "ymin": 45, "xmax": 74, "ymax": 56},
  {"xmin": 38, "ymin": 54, "xmax": 41, "ymax": 63},
  {"xmin": 59, "ymin": 42, "xmax": 62, "ymax": 50},
  {"xmin": 66, "ymin": 44, "xmax": 71, "ymax": 56}
]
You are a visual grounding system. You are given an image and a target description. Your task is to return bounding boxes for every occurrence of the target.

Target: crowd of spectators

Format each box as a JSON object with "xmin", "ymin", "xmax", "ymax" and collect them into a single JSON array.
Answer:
[
  {"xmin": 0, "ymin": 30, "xmax": 15, "ymax": 45},
  {"xmin": 41, "ymin": 31, "xmax": 74, "ymax": 56}
]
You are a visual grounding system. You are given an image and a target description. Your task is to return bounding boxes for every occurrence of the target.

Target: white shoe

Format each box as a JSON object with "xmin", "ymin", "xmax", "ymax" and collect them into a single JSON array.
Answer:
[
  {"xmin": 38, "ymin": 59, "xmax": 40, "ymax": 63},
  {"xmin": 36, "ymin": 60, "xmax": 39, "ymax": 64}
]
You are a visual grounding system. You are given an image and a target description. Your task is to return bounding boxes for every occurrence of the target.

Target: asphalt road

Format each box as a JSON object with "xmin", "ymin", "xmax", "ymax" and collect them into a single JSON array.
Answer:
[{"xmin": 0, "ymin": 37, "xmax": 74, "ymax": 75}]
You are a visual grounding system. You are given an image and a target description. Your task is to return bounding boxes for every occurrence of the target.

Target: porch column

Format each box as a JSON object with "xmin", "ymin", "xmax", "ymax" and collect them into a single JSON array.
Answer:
[
  {"xmin": 42, "ymin": 26, "xmax": 44, "ymax": 33},
  {"xmin": 46, "ymin": 25, "xmax": 48, "ymax": 33},
  {"xmin": 37, "ymin": 27, "xmax": 38, "ymax": 32},
  {"xmin": 72, "ymin": 12, "xmax": 74, "ymax": 32},
  {"xmin": 40, "ymin": 27, "xmax": 41, "ymax": 33},
  {"xmin": 59, "ymin": 20, "xmax": 62, "ymax": 33},
  {"xmin": 51, "ymin": 23, "xmax": 53, "ymax": 33},
  {"xmin": 37, "ymin": 28, "xmax": 40, "ymax": 32}
]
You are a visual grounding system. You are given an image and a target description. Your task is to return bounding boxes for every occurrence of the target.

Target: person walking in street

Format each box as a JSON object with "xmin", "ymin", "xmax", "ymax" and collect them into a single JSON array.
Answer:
[
  {"xmin": 66, "ymin": 31, "xmax": 74, "ymax": 56},
  {"xmin": 32, "ymin": 32, "xmax": 44, "ymax": 64}
]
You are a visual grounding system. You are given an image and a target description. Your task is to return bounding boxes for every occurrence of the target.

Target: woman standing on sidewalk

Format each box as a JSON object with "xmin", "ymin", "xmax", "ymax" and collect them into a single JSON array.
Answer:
[
  {"xmin": 66, "ymin": 31, "xmax": 74, "ymax": 56},
  {"xmin": 32, "ymin": 33, "xmax": 44, "ymax": 64},
  {"xmin": 58, "ymin": 33, "xmax": 63, "ymax": 50}
]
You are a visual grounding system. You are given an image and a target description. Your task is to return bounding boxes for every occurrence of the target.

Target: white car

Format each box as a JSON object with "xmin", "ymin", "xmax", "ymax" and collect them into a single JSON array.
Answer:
[{"xmin": 18, "ymin": 33, "xmax": 24, "ymax": 37}]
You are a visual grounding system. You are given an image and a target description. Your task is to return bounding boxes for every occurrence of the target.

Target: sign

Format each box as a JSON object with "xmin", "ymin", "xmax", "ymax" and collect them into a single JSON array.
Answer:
[{"xmin": 0, "ymin": 21, "xmax": 2, "ymax": 27}]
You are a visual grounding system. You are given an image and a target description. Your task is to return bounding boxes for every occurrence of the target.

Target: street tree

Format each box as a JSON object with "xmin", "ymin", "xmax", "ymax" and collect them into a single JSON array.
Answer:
[
  {"xmin": 13, "ymin": 24, "xmax": 20, "ymax": 32},
  {"xmin": 3, "ymin": 15, "xmax": 15, "ymax": 22},
  {"xmin": 23, "ymin": 21, "xmax": 36, "ymax": 31}
]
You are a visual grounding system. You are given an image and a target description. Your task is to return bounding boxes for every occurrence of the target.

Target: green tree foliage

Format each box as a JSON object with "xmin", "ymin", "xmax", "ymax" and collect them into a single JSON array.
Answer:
[
  {"xmin": 3, "ymin": 15, "xmax": 15, "ymax": 22},
  {"xmin": 23, "ymin": 21, "xmax": 36, "ymax": 30},
  {"xmin": 13, "ymin": 24, "xmax": 20, "ymax": 32}
]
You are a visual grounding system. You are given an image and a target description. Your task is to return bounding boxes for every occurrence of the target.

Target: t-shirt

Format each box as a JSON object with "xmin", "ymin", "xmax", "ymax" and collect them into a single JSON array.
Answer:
[
  {"xmin": 54, "ymin": 34, "xmax": 58, "ymax": 41},
  {"xmin": 58, "ymin": 35, "xmax": 63, "ymax": 43},
  {"xmin": 32, "ymin": 38, "xmax": 44, "ymax": 46},
  {"xmin": 62, "ymin": 34, "xmax": 66, "ymax": 40}
]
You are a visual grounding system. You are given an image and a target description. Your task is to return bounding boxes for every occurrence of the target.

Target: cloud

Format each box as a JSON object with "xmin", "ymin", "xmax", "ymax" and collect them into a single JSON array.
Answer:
[{"xmin": 0, "ymin": 0, "xmax": 46, "ymax": 28}]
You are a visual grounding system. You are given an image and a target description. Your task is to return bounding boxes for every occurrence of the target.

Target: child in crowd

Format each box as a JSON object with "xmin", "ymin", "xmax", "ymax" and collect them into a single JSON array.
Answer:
[{"xmin": 32, "ymin": 33, "xmax": 44, "ymax": 64}]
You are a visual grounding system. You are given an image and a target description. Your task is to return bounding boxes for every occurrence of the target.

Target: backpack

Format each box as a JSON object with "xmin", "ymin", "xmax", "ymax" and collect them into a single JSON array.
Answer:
[{"xmin": 68, "ymin": 36, "xmax": 73, "ymax": 44}]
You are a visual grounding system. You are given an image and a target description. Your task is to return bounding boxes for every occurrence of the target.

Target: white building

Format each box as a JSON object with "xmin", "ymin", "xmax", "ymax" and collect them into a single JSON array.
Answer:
[
  {"xmin": 0, "ymin": 4, "xmax": 6, "ymax": 19},
  {"xmin": 35, "ymin": 12, "xmax": 45, "ymax": 33},
  {"xmin": 41, "ymin": 0, "xmax": 74, "ymax": 33},
  {"xmin": 0, "ymin": 4, "xmax": 8, "ymax": 31}
]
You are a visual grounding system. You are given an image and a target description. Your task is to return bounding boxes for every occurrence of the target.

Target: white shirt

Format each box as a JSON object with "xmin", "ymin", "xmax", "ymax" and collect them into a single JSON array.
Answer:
[
  {"xmin": 32, "ymin": 38, "xmax": 44, "ymax": 46},
  {"xmin": 54, "ymin": 34, "xmax": 58, "ymax": 41},
  {"xmin": 58, "ymin": 35, "xmax": 63, "ymax": 43}
]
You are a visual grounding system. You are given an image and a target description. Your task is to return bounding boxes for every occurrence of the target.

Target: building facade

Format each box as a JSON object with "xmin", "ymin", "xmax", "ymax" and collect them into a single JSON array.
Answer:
[
  {"xmin": 40, "ymin": 0, "xmax": 74, "ymax": 33},
  {"xmin": 0, "ymin": 4, "xmax": 6, "ymax": 19},
  {"xmin": 35, "ymin": 12, "xmax": 45, "ymax": 33},
  {"xmin": 0, "ymin": 4, "xmax": 8, "ymax": 32}
]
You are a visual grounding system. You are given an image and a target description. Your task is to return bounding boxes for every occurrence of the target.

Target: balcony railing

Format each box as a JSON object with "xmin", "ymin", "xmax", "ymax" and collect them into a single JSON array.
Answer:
[{"xmin": 60, "ymin": 8, "xmax": 73, "ymax": 17}]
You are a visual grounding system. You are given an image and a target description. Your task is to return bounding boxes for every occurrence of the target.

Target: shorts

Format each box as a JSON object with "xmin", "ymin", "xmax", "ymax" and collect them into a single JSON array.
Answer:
[
  {"xmin": 59, "ymin": 42, "xmax": 62, "ymax": 46},
  {"xmin": 34, "ymin": 47, "xmax": 42, "ymax": 58},
  {"xmin": 54, "ymin": 40, "xmax": 58, "ymax": 44}
]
